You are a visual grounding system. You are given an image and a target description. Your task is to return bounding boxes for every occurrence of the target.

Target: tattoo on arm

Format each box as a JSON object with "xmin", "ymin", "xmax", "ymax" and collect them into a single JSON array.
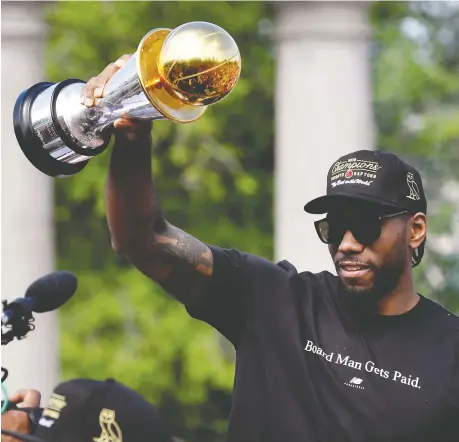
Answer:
[
  {"xmin": 124, "ymin": 219, "xmax": 213, "ymax": 304},
  {"xmin": 132, "ymin": 226, "xmax": 213, "ymax": 304},
  {"xmin": 154, "ymin": 226, "xmax": 213, "ymax": 277}
]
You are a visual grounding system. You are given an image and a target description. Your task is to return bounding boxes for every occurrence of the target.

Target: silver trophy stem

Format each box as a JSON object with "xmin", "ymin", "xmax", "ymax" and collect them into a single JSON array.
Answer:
[
  {"xmin": 55, "ymin": 54, "xmax": 165, "ymax": 150},
  {"xmin": 13, "ymin": 53, "xmax": 166, "ymax": 177}
]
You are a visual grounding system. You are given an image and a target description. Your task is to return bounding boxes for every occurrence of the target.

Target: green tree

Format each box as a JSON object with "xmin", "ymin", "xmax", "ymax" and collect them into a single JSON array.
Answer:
[{"xmin": 371, "ymin": 1, "xmax": 459, "ymax": 312}]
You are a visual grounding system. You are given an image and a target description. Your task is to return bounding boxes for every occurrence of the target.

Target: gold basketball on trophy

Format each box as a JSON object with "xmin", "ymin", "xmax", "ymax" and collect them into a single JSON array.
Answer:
[{"xmin": 138, "ymin": 21, "xmax": 242, "ymax": 122}]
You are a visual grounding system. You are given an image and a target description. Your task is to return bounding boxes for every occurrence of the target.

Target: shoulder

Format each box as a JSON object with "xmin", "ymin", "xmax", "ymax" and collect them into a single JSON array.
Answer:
[
  {"xmin": 277, "ymin": 261, "xmax": 341, "ymax": 303},
  {"xmin": 420, "ymin": 295, "xmax": 459, "ymax": 326},
  {"xmin": 291, "ymin": 267, "xmax": 341, "ymax": 295},
  {"xmin": 209, "ymin": 245, "xmax": 339, "ymax": 288},
  {"xmin": 297, "ymin": 269, "xmax": 340, "ymax": 287},
  {"xmin": 420, "ymin": 295, "xmax": 459, "ymax": 346},
  {"xmin": 209, "ymin": 245, "xmax": 298, "ymax": 279},
  {"xmin": 422, "ymin": 297, "xmax": 459, "ymax": 326}
]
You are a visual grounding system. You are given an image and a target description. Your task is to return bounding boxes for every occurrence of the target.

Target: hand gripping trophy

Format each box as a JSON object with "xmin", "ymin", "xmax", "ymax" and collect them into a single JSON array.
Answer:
[{"xmin": 13, "ymin": 22, "xmax": 242, "ymax": 177}]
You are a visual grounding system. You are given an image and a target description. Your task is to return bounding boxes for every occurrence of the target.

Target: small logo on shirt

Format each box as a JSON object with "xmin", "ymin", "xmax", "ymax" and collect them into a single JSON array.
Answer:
[
  {"xmin": 38, "ymin": 417, "xmax": 56, "ymax": 428},
  {"xmin": 345, "ymin": 377, "xmax": 364, "ymax": 390}
]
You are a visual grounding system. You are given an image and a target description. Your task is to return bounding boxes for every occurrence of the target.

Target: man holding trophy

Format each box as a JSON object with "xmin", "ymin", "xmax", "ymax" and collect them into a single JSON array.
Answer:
[{"xmin": 13, "ymin": 21, "xmax": 458, "ymax": 442}]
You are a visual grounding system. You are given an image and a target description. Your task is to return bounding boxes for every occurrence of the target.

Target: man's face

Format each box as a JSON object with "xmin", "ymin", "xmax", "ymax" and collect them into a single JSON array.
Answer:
[{"xmin": 325, "ymin": 201, "xmax": 411, "ymax": 303}]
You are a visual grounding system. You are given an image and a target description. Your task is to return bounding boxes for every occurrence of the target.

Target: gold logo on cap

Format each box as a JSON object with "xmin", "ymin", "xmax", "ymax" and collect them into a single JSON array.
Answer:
[
  {"xmin": 42, "ymin": 393, "xmax": 67, "ymax": 420},
  {"xmin": 93, "ymin": 408, "xmax": 122, "ymax": 442}
]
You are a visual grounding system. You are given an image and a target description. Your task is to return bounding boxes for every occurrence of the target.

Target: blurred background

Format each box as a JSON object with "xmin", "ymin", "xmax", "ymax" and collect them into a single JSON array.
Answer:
[{"xmin": 1, "ymin": 1, "xmax": 458, "ymax": 441}]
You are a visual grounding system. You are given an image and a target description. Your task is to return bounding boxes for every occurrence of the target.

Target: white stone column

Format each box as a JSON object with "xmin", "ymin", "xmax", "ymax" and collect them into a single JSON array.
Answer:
[
  {"xmin": 274, "ymin": 1, "xmax": 375, "ymax": 273},
  {"xmin": 1, "ymin": 1, "xmax": 59, "ymax": 400}
]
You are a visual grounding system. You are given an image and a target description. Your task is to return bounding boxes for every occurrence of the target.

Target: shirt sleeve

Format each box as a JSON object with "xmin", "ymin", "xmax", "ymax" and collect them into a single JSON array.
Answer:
[{"xmin": 185, "ymin": 245, "xmax": 287, "ymax": 346}]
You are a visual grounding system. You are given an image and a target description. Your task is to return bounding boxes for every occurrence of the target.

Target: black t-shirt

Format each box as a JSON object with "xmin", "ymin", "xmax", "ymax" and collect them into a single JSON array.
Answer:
[{"xmin": 186, "ymin": 246, "xmax": 459, "ymax": 442}]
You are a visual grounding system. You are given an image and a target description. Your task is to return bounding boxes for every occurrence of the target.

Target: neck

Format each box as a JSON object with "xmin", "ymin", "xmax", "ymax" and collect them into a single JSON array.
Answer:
[{"xmin": 377, "ymin": 269, "xmax": 419, "ymax": 315}]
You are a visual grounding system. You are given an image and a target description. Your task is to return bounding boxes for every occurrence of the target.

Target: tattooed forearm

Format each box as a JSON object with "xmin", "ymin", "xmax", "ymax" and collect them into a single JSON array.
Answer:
[
  {"xmin": 106, "ymin": 128, "xmax": 213, "ymax": 304},
  {"xmin": 126, "ymin": 223, "xmax": 214, "ymax": 304},
  {"xmin": 152, "ymin": 225, "xmax": 213, "ymax": 277}
]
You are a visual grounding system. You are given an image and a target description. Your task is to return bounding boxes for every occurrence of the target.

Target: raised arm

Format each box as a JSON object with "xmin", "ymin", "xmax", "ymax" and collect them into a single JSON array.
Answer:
[{"xmin": 82, "ymin": 56, "xmax": 213, "ymax": 305}]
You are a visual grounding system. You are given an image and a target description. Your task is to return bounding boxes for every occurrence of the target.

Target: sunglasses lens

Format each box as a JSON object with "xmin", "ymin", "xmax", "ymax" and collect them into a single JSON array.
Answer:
[
  {"xmin": 318, "ymin": 217, "xmax": 382, "ymax": 245},
  {"xmin": 351, "ymin": 219, "xmax": 381, "ymax": 245},
  {"xmin": 317, "ymin": 219, "xmax": 330, "ymax": 243},
  {"xmin": 317, "ymin": 219, "xmax": 344, "ymax": 244}
]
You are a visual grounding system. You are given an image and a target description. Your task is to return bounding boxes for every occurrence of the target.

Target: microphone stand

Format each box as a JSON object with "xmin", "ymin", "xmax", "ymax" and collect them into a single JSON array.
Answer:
[
  {"xmin": 2, "ymin": 298, "xmax": 37, "ymax": 402},
  {"xmin": 1, "ymin": 300, "xmax": 41, "ymax": 434},
  {"xmin": 1, "ymin": 271, "xmax": 76, "ymax": 437},
  {"xmin": 1, "ymin": 299, "xmax": 36, "ymax": 346}
]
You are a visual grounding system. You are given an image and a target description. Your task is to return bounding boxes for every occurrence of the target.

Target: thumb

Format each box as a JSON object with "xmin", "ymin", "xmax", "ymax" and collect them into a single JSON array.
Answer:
[{"xmin": 9, "ymin": 389, "xmax": 41, "ymax": 408}]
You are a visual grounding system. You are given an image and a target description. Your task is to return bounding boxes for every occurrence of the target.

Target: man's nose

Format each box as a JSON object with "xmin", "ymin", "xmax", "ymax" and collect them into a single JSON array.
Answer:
[{"xmin": 338, "ymin": 230, "xmax": 365, "ymax": 254}]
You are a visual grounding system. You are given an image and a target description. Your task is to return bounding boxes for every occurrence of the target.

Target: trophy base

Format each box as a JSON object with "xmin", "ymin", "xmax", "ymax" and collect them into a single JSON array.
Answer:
[{"xmin": 13, "ymin": 82, "xmax": 89, "ymax": 178}]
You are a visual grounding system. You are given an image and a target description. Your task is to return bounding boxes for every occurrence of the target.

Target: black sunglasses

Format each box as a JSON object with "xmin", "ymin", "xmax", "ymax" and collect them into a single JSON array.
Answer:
[{"xmin": 314, "ymin": 210, "xmax": 408, "ymax": 246}]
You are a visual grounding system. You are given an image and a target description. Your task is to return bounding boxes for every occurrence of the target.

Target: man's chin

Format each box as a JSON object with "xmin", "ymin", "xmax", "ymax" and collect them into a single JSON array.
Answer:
[
  {"xmin": 338, "ymin": 275, "xmax": 374, "ymax": 295},
  {"xmin": 341, "ymin": 281, "xmax": 373, "ymax": 294},
  {"xmin": 338, "ymin": 280, "xmax": 382, "ymax": 315}
]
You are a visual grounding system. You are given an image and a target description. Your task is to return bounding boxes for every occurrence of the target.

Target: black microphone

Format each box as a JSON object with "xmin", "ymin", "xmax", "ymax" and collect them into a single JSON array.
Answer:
[{"xmin": 1, "ymin": 271, "xmax": 77, "ymax": 326}]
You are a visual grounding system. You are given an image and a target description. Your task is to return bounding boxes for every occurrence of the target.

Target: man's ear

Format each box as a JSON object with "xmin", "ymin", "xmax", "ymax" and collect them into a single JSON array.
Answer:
[{"xmin": 410, "ymin": 212, "xmax": 427, "ymax": 250}]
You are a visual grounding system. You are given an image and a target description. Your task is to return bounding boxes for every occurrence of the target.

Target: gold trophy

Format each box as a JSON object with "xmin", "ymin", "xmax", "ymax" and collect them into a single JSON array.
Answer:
[{"xmin": 13, "ymin": 22, "xmax": 241, "ymax": 177}]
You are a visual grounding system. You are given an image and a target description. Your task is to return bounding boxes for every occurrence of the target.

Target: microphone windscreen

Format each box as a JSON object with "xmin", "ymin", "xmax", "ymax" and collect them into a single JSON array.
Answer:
[{"xmin": 24, "ymin": 270, "xmax": 78, "ymax": 313}]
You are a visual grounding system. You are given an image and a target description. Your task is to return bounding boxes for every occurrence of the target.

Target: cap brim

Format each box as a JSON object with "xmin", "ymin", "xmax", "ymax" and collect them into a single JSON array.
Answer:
[
  {"xmin": 304, "ymin": 193, "xmax": 403, "ymax": 214},
  {"xmin": 2, "ymin": 429, "xmax": 45, "ymax": 442}
]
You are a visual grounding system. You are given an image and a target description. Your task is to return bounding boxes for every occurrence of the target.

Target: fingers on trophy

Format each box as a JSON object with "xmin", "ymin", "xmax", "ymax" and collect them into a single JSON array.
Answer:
[{"xmin": 13, "ymin": 22, "xmax": 242, "ymax": 177}]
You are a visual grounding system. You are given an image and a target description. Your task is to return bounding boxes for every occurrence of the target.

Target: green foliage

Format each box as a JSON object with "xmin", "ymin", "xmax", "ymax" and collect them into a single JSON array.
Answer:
[
  {"xmin": 47, "ymin": 2, "xmax": 458, "ymax": 441},
  {"xmin": 371, "ymin": 1, "xmax": 459, "ymax": 311}
]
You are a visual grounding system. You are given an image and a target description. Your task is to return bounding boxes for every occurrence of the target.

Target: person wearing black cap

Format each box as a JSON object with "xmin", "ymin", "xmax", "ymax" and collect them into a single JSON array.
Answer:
[
  {"xmin": 1, "ymin": 378, "xmax": 173, "ymax": 442},
  {"xmin": 82, "ymin": 60, "xmax": 459, "ymax": 442}
]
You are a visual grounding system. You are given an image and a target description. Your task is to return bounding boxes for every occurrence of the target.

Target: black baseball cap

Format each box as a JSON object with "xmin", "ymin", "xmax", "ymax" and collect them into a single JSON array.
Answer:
[
  {"xmin": 3, "ymin": 378, "xmax": 173, "ymax": 442},
  {"xmin": 304, "ymin": 150, "xmax": 427, "ymax": 215}
]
